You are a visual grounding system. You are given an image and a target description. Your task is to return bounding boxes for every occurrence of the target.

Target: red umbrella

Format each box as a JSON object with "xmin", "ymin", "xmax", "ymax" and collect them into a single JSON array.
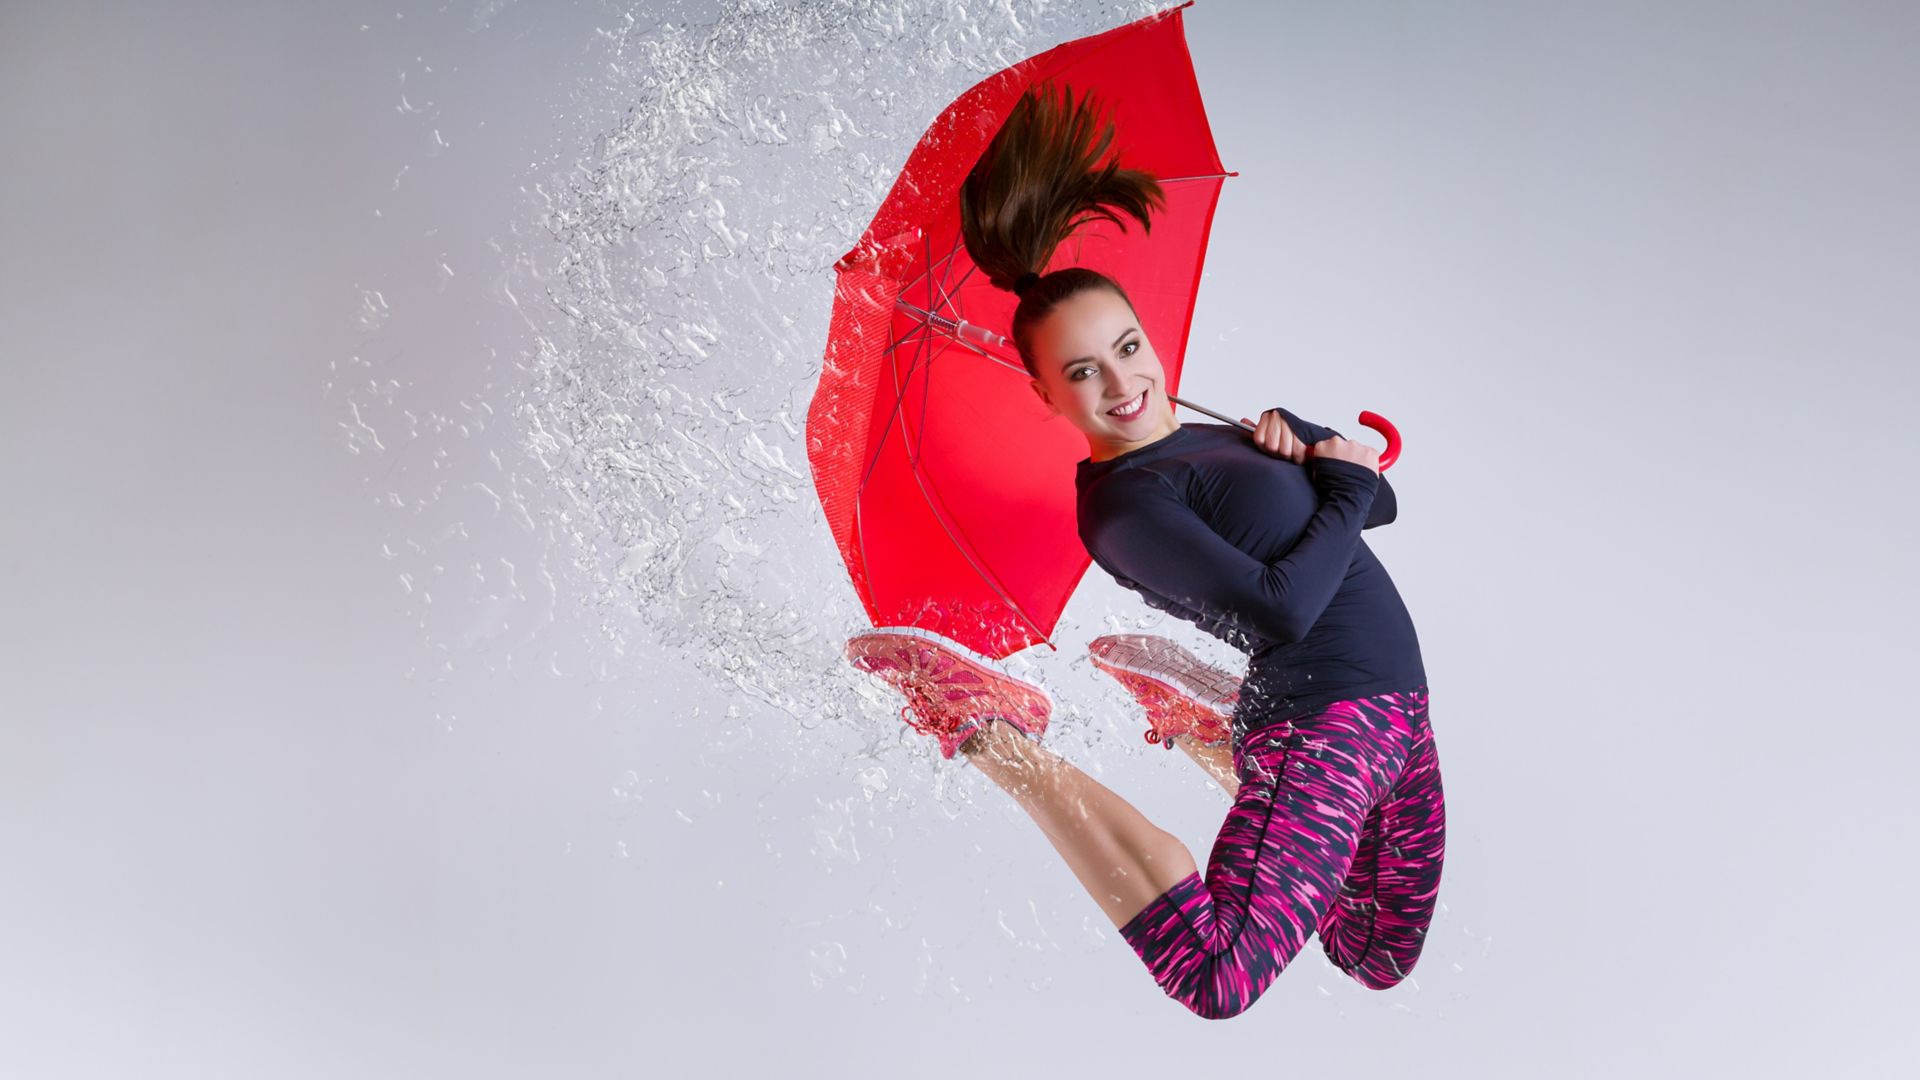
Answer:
[{"xmin": 807, "ymin": 3, "xmax": 1394, "ymax": 662}]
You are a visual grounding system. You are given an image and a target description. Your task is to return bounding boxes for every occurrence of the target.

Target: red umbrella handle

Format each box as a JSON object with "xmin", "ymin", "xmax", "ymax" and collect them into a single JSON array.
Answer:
[
  {"xmin": 1357, "ymin": 410, "xmax": 1400, "ymax": 472},
  {"xmin": 1178, "ymin": 395, "xmax": 1400, "ymax": 471}
]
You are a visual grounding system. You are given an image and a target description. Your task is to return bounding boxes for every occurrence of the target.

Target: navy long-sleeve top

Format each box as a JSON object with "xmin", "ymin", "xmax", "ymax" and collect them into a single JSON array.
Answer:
[{"xmin": 1075, "ymin": 408, "xmax": 1426, "ymax": 739}]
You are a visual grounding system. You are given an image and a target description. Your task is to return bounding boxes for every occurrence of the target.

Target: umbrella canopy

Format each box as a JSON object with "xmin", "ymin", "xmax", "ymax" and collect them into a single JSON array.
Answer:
[{"xmin": 807, "ymin": 2, "xmax": 1233, "ymax": 661}]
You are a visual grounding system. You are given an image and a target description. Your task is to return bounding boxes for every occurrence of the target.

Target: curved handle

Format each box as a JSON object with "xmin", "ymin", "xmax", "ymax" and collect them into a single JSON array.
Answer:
[{"xmin": 1357, "ymin": 410, "xmax": 1400, "ymax": 472}]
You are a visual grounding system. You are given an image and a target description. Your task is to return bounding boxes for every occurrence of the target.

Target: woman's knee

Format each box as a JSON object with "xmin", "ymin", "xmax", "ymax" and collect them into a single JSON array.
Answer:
[
  {"xmin": 1349, "ymin": 948, "xmax": 1426, "ymax": 991},
  {"xmin": 1146, "ymin": 971, "xmax": 1260, "ymax": 1021},
  {"xmin": 1163, "ymin": 954, "xmax": 1289, "ymax": 1019},
  {"xmin": 1185, "ymin": 992, "xmax": 1258, "ymax": 1020}
]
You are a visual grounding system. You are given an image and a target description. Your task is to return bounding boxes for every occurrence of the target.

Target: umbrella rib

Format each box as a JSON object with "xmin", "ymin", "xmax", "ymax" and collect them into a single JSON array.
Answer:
[
  {"xmin": 876, "ymin": 303, "xmax": 1020, "ymax": 441},
  {"xmin": 906, "ymin": 229, "xmax": 1052, "ymax": 647},
  {"xmin": 891, "ymin": 322, "xmax": 1023, "ymax": 380},
  {"xmin": 924, "ymin": 234, "xmax": 960, "ymax": 301},
  {"xmin": 932, "ymin": 321, "xmax": 1025, "ymax": 374},
  {"xmin": 857, "ymin": 270, "xmax": 963, "ymax": 486},
  {"xmin": 856, "ymin": 303, "xmax": 937, "ymax": 496},
  {"xmin": 859, "ymin": 279, "xmax": 1052, "ymax": 649},
  {"xmin": 850, "ymin": 288, "xmax": 940, "ymax": 613},
  {"xmin": 905, "ymin": 228, "xmax": 941, "ymax": 473},
  {"xmin": 929, "ymin": 259, "xmax": 966, "ymax": 323},
  {"xmin": 901, "ymin": 228, "xmax": 967, "ymax": 307},
  {"xmin": 882, "ymin": 311, "xmax": 929, "ymax": 359},
  {"xmin": 901, "ymin": 449, "xmax": 1056, "ymax": 651},
  {"xmin": 929, "ymin": 234, "xmax": 976, "ymax": 321},
  {"xmin": 892, "ymin": 300, "xmax": 1026, "ymax": 376}
]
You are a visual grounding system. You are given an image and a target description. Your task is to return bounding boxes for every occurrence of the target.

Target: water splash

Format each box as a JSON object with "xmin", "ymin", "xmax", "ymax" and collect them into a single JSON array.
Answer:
[{"xmin": 496, "ymin": 0, "xmax": 1170, "ymax": 747}]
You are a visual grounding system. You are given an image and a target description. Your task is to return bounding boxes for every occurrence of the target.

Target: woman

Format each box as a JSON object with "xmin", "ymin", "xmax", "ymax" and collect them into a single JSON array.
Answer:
[{"xmin": 845, "ymin": 83, "xmax": 1444, "ymax": 1019}]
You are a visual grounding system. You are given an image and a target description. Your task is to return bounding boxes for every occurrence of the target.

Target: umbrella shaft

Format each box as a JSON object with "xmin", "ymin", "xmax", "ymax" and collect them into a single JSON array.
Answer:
[
  {"xmin": 896, "ymin": 300, "xmax": 1013, "ymax": 351},
  {"xmin": 1169, "ymin": 394, "xmax": 1254, "ymax": 431},
  {"xmin": 894, "ymin": 299, "xmax": 1251, "ymax": 432}
]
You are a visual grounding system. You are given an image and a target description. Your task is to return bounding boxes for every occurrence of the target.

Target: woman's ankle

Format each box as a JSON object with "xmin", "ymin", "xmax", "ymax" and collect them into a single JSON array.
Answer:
[{"xmin": 959, "ymin": 716, "xmax": 1018, "ymax": 759}]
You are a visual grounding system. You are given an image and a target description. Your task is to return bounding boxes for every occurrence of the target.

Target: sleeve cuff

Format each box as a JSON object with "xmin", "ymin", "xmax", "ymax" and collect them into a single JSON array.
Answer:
[{"xmin": 1307, "ymin": 456, "xmax": 1381, "ymax": 486}]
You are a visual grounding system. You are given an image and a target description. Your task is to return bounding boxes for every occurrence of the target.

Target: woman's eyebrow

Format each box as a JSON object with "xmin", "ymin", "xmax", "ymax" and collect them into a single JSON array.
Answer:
[{"xmin": 1060, "ymin": 327, "xmax": 1138, "ymax": 372}]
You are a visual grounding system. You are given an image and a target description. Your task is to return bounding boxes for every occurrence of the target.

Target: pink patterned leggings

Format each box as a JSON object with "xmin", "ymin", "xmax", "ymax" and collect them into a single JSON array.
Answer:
[{"xmin": 1117, "ymin": 686, "xmax": 1444, "ymax": 1018}]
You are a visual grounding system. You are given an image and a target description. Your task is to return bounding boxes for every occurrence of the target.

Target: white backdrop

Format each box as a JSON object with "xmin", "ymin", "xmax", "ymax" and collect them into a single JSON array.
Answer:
[{"xmin": 3, "ymin": 1, "xmax": 1913, "ymax": 1076}]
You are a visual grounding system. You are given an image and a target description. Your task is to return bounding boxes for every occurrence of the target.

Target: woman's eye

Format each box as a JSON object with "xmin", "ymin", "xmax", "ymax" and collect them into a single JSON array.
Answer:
[
  {"xmin": 1072, "ymin": 366, "xmax": 1095, "ymax": 380},
  {"xmin": 1120, "ymin": 341, "xmax": 1138, "ymax": 356}
]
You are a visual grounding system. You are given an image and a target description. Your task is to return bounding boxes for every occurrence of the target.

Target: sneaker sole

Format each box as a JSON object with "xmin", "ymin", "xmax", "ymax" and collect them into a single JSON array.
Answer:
[
  {"xmin": 845, "ymin": 626, "xmax": 1053, "ymax": 743},
  {"xmin": 1087, "ymin": 634, "xmax": 1241, "ymax": 710}
]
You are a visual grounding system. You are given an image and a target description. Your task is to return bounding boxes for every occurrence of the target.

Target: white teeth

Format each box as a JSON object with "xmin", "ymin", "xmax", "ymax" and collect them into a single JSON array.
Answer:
[{"xmin": 1108, "ymin": 391, "xmax": 1146, "ymax": 417}]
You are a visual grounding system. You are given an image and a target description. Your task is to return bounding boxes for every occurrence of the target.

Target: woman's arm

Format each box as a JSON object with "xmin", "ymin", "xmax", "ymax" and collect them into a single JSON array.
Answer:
[
  {"xmin": 1272, "ymin": 407, "xmax": 1396, "ymax": 529},
  {"xmin": 1082, "ymin": 460, "xmax": 1380, "ymax": 647}
]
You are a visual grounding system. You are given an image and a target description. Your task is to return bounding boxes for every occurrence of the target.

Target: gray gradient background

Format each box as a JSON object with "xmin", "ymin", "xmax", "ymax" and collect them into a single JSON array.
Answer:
[{"xmin": 3, "ymin": 1, "xmax": 1915, "ymax": 1077}]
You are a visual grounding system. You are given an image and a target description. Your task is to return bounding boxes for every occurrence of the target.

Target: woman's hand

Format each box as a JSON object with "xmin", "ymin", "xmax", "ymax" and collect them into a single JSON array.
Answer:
[
  {"xmin": 1239, "ymin": 409, "xmax": 1309, "ymax": 464},
  {"xmin": 1306, "ymin": 435, "xmax": 1381, "ymax": 475},
  {"xmin": 1239, "ymin": 409, "xmax": 1380, "ymax": 475}
]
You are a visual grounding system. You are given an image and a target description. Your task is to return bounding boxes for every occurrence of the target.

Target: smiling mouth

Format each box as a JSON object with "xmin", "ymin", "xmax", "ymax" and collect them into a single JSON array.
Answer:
[{"xmin": 1106, "ymin": 389, "xmax": 1148, "ymax": 418}]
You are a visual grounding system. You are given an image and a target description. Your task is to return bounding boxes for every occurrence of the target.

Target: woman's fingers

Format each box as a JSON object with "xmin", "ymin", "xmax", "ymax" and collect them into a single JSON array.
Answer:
[
  {"xmin": 1262, "ymin": 409, "xmax": 1285, "ymax": 456},
  {"xmin": 1280, "ymin": 425, "xmax": 1303, "ymax": 464},
  {"xmin": 1266, "ymin": 409, "xmax": 1307, "ymax": 463},
  {"xmin": 1243, "ymin": 411, "xmax": 1306, "ymax": 462}
]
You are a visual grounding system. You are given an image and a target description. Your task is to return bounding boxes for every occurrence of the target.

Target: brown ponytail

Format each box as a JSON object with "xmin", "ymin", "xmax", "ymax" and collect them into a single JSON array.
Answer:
[{"xmin": 958, "ymin": 81, "xmax": 1165, "ymax": 376}]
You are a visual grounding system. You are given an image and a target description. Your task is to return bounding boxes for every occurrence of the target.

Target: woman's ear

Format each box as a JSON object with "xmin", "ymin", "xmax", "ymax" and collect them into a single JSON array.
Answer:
[{"xmin": 1029, "ymin": 378, "xmax": 1058, "ymax": 414}]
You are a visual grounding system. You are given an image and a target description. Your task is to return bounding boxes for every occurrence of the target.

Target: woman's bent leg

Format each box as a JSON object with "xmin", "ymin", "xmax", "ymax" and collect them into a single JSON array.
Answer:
[
  {"xmin": 963, "ymin": 719, "xmax": 1199, "ymax": 931},
  {"xmin": 1174, "ymin": 734, "xmax": 1241, "ymax": 799},
  {"xmin": 1116, "ymin": 692, "xmax": 1421, "ymax": 1019},
  {"xmin": 1316, "ymin": 693, "xmax": 1445, "ymax": 988}
]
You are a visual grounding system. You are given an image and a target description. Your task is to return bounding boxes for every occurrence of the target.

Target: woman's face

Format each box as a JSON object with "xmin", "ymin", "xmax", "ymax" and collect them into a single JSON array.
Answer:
[{"xmin": 1026, "ymin": 286, "xmax": 1180, "ymax": 462}]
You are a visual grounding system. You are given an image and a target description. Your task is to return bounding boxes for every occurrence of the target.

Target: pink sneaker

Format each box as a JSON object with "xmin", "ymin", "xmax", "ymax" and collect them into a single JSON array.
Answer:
[
  {"xmin": 845, "ymin": 627, "xmax": 1053, "ymax": 759},
  {"xmin": 1088, "ymin": 634, "xmax": 1240, "ymax": 750}
]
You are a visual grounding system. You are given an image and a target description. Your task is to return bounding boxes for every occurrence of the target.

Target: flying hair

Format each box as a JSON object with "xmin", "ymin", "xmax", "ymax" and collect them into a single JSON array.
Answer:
[{"xmin": 957, "ymin": 81, "xmax": 1166, "ymax": 374}]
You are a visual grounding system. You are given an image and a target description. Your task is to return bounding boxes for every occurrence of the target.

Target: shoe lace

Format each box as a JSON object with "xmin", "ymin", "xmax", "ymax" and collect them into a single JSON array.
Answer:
[
  {"xmin": 898, "ymin": 702, "xmax": 942, "ymax": 738},
  {"xmin": 890, "ymin": 653, "xmax": 998, "ymax": 734},
  {"xmin": 893, "ymin": 659, "xmax": 980, "ymax": 736},
  {"xmin": 1109, "ymin": 670, "xmax": 1215, "ymax": 748},
  {"xmin": 897, "ymin": 694, "xmax": 940, "ymax": 737}
]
